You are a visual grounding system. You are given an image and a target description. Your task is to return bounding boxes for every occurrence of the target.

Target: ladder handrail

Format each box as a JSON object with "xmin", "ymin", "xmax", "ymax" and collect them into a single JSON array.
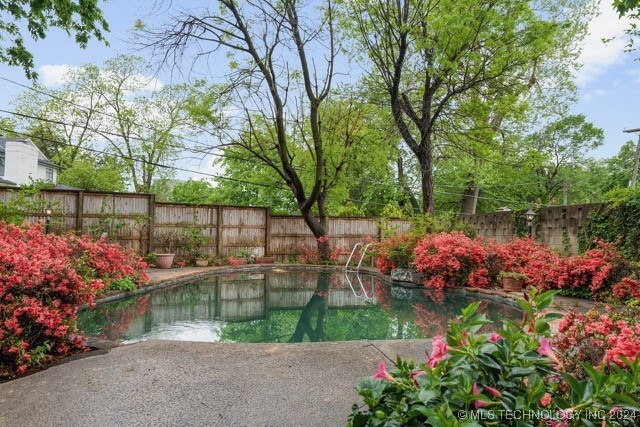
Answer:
[
  {"xmin": 345, "ymin": 242, "xmax": 372, "ymax": 272},
  {"xmin": 345, "ymin": 242, "xmax": 362, "ymax": 270},
  {"xmin": 356, "ymin": 243, "xmax": 373, "ymax": 271}
]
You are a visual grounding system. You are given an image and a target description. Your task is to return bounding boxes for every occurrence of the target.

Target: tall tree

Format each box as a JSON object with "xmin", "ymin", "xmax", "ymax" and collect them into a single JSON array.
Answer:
[
  {"xmin": 341, "ymin": 0, "xmax": 593, "ymax": 214},
  {"xmin": 0, "ymin": 0, "xmax": 109, "ymax": 79},
  {"xmin": 12, "ymin": 66, "xmax": 104, "ymax": 168},
  {"xmin": 519, "ymin": 114, "xmax": 603, "ymax": 204},
  {"xmin": 142, "ymin": 0, "xmax": 347, "ymax": 260},
  {"xmin": 210, "ymin": 96, "xmax": 399, "ymax": 216}
]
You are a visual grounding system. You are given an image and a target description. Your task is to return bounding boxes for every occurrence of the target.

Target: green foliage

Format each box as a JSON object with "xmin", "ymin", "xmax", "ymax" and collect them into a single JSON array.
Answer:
[
  {"xmin": 0, "ymin": 0, "xmax": 109, "ymax": 79},
  {"xmin": 0, "ymin": 181, "xmax": 57, "ymax": 225},
  {"xmin": 408, "ymin": 213, "xmax": 476, "ymax": 239},
  {"xmin": 170, "ymin": 179, "xmax": 218, "ymax": 204},
  {"xmin": 182, "ymin": 226, "xmax": 209, "ymax": 261},
  {"xmin": 57, "ymin": 158, "xmax": 125, "ymax": 192},
  {"xmin": 578, "ymin": 187, "xmax": 640, "ymax": 262},
  {"xmin": 348, "ymin": 290, "xmax": 640, "ymax": 426},
  {"xmin": 104, "ymin": 277, "xmax": 137, "ymax": 293},
  {"xmin": 88, "ymin": 196, "xmax": 126, "ymax": 239}
]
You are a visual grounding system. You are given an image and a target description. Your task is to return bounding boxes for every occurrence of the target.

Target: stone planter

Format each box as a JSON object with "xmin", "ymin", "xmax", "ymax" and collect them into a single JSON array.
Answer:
[
  {"xmin": 390, "ymin": 268, "xmax": 426, "ymax": 285},
  {"xmin": 195, "ymin": 258, "xmax": 209, "ymax": 267},
  {"xmin": 156, "ymin": 253, "xmax": 175, "ymax": 269},
  {"xmin": 255, "ymin": 256, "xmax": 275, "ymax": 264}
]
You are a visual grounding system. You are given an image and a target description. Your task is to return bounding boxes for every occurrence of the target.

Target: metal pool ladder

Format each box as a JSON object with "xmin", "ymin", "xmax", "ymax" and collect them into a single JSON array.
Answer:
[
  {"xmin": 345, "ymin": 242, "xmax": 372, "ymax": 272},
  {"xmin": 345, "ymin": 243, "xmax": 375, "ymax": 299}
]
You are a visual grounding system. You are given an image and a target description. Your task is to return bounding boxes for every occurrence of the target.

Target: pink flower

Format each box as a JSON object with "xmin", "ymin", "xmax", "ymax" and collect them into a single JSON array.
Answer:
[
  {"xmin": 472, "ymin": 383, "xmax": 490, "ymax": 409},
  {"xmin": 489, "ymin": 332, "xmax": 502, "ymax": 343},
  {"xmin": 539, "ymin": 393, "xmax": 552, "ymax": 406},
  {"xmin": 537, "ymin": 338, "xmax": 560, "ymax": 365},
  {"xmin": 372, "ymin": 362, "xmax": 394, "ymax": 382},
  {"xmin": 427, "ymin": 335, "xmax": 447, "ymax": 368},
  {"xmin": 484, "ymin": 385, "xmax": 502, "ymax": 398}
]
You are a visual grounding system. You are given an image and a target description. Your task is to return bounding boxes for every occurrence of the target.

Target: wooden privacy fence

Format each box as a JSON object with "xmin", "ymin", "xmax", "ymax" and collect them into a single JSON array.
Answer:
[
  {"xmin": 0, "ymin": 189, "xmax": 410, "ymax": 261},
  {"xmin": 0, "ymin": 188, "xmax": 599, "ymax": 258}
]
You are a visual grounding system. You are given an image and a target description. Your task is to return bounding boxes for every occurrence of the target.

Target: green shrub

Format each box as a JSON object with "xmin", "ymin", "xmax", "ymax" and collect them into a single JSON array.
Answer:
[{"xmin": 348, "ymin": 290, "xmax": 640, "ymax": 426}]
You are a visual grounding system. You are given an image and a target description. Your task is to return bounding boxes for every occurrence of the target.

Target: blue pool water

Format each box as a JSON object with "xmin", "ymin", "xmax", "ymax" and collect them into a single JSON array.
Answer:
[{"xmin": 77, "ymin": 268, "xmax": 522, "ymax": 344}]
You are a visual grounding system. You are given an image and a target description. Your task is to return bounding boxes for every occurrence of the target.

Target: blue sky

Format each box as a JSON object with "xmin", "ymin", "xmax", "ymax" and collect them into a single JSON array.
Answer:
[{"xmin": 0, "ymin": 0, "xmax": 637, "ymax": 163}]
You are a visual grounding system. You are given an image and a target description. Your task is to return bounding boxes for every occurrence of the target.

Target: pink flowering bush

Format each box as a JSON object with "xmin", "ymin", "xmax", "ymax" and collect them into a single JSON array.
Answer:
[
  {"xmin": 373, "ymin": 233, "xmax": 421, "ymax": 274},
  {"xmin": 376, "ymin": 233, "xmax": 639, "ymax": 302},
  {"xmin": 349, "ymin": 290, "xmax": 640, "ymax": 426},
  {"xmin": 412, "ymin": 232, "xmax": 490, "ymax": 289},
  {"xmin": 0, "ymin": 222, "xmax": 148, "ymax": 374},
  {"xmin": 298, "ymin": 235, "xmax": 343, "ymax": 265},
  {"xmin": 554, "ymin": 304, "xmax": 640, "ymax": 378}
]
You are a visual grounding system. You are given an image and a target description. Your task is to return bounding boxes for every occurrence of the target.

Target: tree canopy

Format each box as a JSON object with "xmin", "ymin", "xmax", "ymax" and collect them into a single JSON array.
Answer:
[{"xmin": 0, "ymin": 0, "xmax": 109, "ymax": 79}]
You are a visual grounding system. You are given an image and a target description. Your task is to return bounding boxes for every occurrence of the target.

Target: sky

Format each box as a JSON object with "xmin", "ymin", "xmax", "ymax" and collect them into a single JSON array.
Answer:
[{"xmin": 0, "ymin": 0, "xmax": 638, "ymax": 178}]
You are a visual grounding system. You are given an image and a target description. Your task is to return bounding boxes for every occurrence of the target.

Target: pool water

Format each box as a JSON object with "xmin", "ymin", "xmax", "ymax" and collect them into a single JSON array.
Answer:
[{"xmin": 77, "ymin": 269, "xmax": 522, "ymax": 344}]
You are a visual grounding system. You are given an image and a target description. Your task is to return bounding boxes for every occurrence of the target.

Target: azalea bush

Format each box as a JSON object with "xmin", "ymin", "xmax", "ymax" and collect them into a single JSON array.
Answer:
[
  {"xmin": 554, "ymin": 302, "xmax": 640, "ymax": 380},
  {"xmin": 375, "ymin": 232, "xmax": 640, "ymax": 302},
  {"xmin": 412, "ymin": 232, "xmax": 489, "ymax": 289},
  {"xmin": 0, "ymin": 222, "xmax": 148, "ymax": 374},
  {"xmin": 374, "ymin": 233, "xmax": 421, "ymax": 274},
  {"xmin": 348, "ymin": 290, "xmax": 640, "ymax": 426},
  {"xmin": 298, "ymin": 235, "xmax": 343, "ymax": 265}
]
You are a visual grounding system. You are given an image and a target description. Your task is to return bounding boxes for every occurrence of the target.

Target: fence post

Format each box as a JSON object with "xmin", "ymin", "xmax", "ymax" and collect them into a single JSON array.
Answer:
[
  {"xmin": 265, "ymin": 207, "xmax": 271, "ymax": 256},
  {"xmin": 217, "ymin": 205, "xmax": 224, "ymax": 256},
  {"xmin": 148, "ymin": 193, "xmax": 155, "ymax": 254},
  {"xmin": 76, "ymin": 190, "xmax": 84, "ymax": 234}
]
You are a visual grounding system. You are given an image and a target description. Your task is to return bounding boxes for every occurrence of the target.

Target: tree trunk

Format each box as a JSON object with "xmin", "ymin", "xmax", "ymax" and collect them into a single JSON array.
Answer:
[
  {"xmin": 418, "ymin": 145, "xmax": 434, "ymax": 215},
  {"xmin": 397, "ymin": 155, "xmax": 420, "ymax": 214}
]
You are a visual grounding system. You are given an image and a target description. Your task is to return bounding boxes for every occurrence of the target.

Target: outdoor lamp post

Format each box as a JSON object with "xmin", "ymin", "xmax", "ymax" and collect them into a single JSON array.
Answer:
[
  {"xmin": 525, "ymin": 208, "xmax": 536, "ymax": 238},
  {"xmin": 45, "ymin": 206, "xmax": 52, "ymax": 235}
]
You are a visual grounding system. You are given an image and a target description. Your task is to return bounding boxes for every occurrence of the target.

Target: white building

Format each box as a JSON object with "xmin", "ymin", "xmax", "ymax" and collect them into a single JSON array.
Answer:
[{"xmin": 0, "ymin": 138, "xmax": 59, "ymax": 187}]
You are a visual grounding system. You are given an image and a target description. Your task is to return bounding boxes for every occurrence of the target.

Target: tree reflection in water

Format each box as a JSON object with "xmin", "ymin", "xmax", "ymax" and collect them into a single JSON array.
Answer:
[{"xmin": 288, "ymin": 272, "xmax": 331, "ymax": 342}]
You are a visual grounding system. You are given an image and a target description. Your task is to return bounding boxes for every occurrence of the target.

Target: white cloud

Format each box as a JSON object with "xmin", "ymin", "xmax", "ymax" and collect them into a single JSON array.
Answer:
[
  {"xmin": 38, "ymin": 64, "xmax": 164, "ymax": 93},
  {"xmin": 38, "ymin": 64, "xmax": 77, "ymax": 86},
  {"xmin": 575, "ymin": 3, "xmax": 632, "ymax": 86}
]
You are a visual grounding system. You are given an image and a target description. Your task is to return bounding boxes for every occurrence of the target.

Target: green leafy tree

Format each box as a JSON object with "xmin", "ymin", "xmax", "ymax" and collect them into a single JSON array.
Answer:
[
  {"xmin": 57, "ymin": 157, "xmax": 125, "ymax": 191},
  {"xmin": 143, "ymin": 1, "xmax": 357, "ymax": 260},
  {"xmin": 210, "ymin": 96, "xmax": 399, "ymax": 216},
  {"xmin": 0, "ymin": 0, "xmax": 109, "ymax": 79},
  {"xmin": 170, "ymin": 179, "xmax": 218, "ymax": 204},
  {"xmin": 518, "ymin": 114, "xmax": 603, "ymax": 205},
  {"xmin": 12, "ymin": 65, "xmax": 104, "ymax": 168},
  {"xmin": 340, "ymin": 0, "xmax": 594, "ymax": 215}
]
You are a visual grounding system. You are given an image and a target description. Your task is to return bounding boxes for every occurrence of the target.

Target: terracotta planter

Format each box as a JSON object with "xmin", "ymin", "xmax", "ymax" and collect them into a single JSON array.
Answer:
[
  {"xmin": 156, "ymin": 253, "xmax": 175, "ymax": 269},
  {"xmin": 501, "ymin": 276, "xmax": 524, "ymax": 292},
  {"xmin": 255, "ymin": 256, "xmax": 275, "ymax": 264}
]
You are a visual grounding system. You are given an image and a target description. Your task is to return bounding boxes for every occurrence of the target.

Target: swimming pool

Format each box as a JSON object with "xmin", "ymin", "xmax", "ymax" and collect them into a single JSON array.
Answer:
[{"xmin": 77, "ymin": 268, "xmax": 522, "ymax": 344}]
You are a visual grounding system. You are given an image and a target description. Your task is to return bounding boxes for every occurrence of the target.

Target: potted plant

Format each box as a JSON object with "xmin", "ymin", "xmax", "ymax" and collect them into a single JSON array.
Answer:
[
  {"xmin": 154, "ymin": 229, "xmax": 182, "ymax": 269},
  {"xmin": 183, "ymin": 226, "xmax": 210, "ymax": 267},
  {"xmin": 228, "ymin": 249, "xmax": 252, "ymax": 265},
  {"xmin": 498, "ymin": 271, "xmax": 528, "ymax": 292},
  {"xmin": 194, "ymin": 252, "xmax": 210, "ymax": 267}
]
